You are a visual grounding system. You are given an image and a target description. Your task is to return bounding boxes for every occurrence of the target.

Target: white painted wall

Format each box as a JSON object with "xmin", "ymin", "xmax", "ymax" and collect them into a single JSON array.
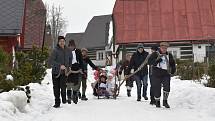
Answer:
[
  {"xmin": 193, "ymin": 44, "xmax": 208, "ymax": 62},
  {"xmin": 168, "ymin": 47, "xmax": 181, "ymax": 59},
  {"xmin": 92, "ymin": 60, "xmax": 106, "ymax": 67}
]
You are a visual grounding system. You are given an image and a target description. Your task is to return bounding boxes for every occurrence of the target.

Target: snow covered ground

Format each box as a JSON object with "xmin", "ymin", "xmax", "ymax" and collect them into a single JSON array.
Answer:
[{"xmin": 0, "ymin": 68, "xmax": 215, "ymax": 121}]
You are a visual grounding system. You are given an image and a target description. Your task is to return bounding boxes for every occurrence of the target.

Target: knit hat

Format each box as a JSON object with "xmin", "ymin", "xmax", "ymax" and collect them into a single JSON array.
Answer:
[
  {"xmin": 137, "ymin": 43, "xmax": 144, "ymax": 49},
  {"xmin": 151, "ymin": 46, "xmax": 158, "ymax": 51},
  {"xmin": 58, "ymin": 36, "xmax": 65, "ymax": 41}
]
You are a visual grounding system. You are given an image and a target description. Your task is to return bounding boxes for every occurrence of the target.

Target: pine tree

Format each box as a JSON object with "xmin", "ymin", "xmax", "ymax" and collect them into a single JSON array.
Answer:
[
  {"xmin": 12, "ymin": 46, "xmax": 49, "ymax": 85},
  {"xmin": 0, "ymin": 48, "xmax": 15, "ymax": 91}
]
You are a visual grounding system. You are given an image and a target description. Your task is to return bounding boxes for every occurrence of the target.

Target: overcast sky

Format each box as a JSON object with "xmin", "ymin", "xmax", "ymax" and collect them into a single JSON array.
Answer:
[{"xmin": 42, "ymin": 0, "xmax": 116, "ymax": 34}]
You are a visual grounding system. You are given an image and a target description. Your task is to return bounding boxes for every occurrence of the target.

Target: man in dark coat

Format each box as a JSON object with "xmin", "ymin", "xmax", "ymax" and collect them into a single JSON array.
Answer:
[
  {"xmin": 80, "ymin": 48, "xmax": 99, "ymax": 100},
  {"xmin": 50, "ymin": 36, "xmax": 69, "ymax": 108},
  {"xmin": 66, "ymin": 40, "xmax": 84, "ymax": 104},
  {"xmin": 119, "ymin": 53, "xmax": 134, "ymax": 97},
  {"xmin": 128, "ymin": 43, "xmax": 149, "ymax": 101},
  {"xmin": 148, "ymin": 42, "xmax": 176, "ymax": 108}
]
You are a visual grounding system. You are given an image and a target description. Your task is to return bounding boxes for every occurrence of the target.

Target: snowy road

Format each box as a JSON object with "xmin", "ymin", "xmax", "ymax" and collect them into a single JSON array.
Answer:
[{"xmin": 1, "ymin": 69, "xmax": 215, "ymax": 121}]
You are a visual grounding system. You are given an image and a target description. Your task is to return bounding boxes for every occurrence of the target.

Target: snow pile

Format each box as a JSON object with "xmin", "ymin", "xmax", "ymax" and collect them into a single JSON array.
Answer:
[
  {"xmin": 0, "ymin": 101, "xmax": 17, "ymax": 121},
  {"xmin": 170, "ymin": 77, "xmax": 215, "ymax": 118},
  {"xmin": 5, "ymin": 75, "xmax": 13, "ymax": 81},
  {"xmin": 0, "ymin": 91, "xmax": 27, "ymax": 121},
  {"xmin": 0, "ymin": 91, "xmax": 27, "ymax": 112}
]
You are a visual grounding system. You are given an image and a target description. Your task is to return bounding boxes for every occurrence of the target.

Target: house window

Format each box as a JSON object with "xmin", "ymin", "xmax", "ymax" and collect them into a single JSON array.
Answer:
[
  {"xmin": 97, "ymin": 51, "xmax": 105, "ymax": 60},
  {"xmin": 181, "ymin": 51, "xmax": 192, "ymax": 55},
  {"xmin": 181, "ymin": 47, "xmax": 192, "ymax": 50},
  {"xmin": 206, "ymin": 46, "xmax": 215, "ymax": 61}
]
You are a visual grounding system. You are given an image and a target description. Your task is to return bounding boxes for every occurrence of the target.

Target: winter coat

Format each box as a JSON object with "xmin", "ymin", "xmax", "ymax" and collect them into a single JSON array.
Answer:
[
  {"xmin": 83, "ymin": 56, "xmax": 98, "ymax": 71},
  {"xmin": 148, "ymin": 50, "xmax": 176, "ymax": 76},
  {"xmin": 128, "ymin": 50, "xmax": 149, "ymax": 76},
  {"xmin": 82, "ymin": 56, "xmax": 98, "ymax": 79},
  {"xmin": 50, "ymin": 45, "xmax": 70, "ymax": 75},
  {"xmin": 68, "ymin": 48, "xmax": 84, "ymax": 70},
  {"xmin": 67, "ymin": 48, "xmax": 84, "ymax": 83}
]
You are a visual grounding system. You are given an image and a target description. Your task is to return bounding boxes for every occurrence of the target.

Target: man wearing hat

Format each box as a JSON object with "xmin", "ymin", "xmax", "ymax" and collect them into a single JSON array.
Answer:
[
  {"xmin": 49, "ymin": 36, "xmax": 70, "ymax": 108},
  {"xmin": 128, "ymin": 43, "xmax": 149, "ymax": 101},
  {"xmin": 80, "ymin": 48, "xmax": 99, "ymax": 100},
  {"xmin": 148, "ymin": 42, "xmax": 176, "ymax": 108}
]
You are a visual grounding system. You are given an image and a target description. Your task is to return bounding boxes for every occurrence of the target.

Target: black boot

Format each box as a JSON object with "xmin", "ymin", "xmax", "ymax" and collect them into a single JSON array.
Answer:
[
  {"xmin": 150, "ymin": 97, "xmax": 156, "ymax": 105},
  {"xmin": 155, "ymin": 99, "xmax": 161, "ymax": 108},
  {"xmin": 143, "ymin": 96, "xmax": 148, "ymax": 100},
  {"xmin": 67, "ymin": 90, "xmax": 72, "ymax": 104},
  {"xmin": 163, "ymin": 91, "xmax": 170, "ymax": 108},
  {"xmin": 163, "ymin": 100, "xmax": 170, "ymax": 108},
  {"xmin": 73, "ymin": 91, "xmax": 78, "ymax": 104},
  {"xmin": 81, "ymin": 95, "xmax": 88, "ymax": 101},
  {"xmin": 78, "ymin": 91, "xmax": 82, "ymax": 99},
  {"xmin": 127, "ymin": 89, "xmax": 131, "ymax": 97},
  {"xmin": 142, "ymin": 86, "xmax": 148, "ymax": 100},
  {"xmin": 53, "ymin": 103, "xmax": 60, "ymax": 108},
  {"xmin": 137, "ymin": 95, "xmax": 141, "ymax": 101}
]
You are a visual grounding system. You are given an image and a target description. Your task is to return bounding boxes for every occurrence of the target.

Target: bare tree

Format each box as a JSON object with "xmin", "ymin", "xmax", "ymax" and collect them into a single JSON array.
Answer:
[{"xmin": 46, "ymin": 4, "xmax": 67, "ymax": 49}]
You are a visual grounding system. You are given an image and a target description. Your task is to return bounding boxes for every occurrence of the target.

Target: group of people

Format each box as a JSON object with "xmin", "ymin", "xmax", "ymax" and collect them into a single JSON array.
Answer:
[
  {"xmin": 118, "ymin": 42, "xmax": 176, "ymax": 108},
  {"xmin": 49, "ymin": 36, "xmax": 99, "ymax": 108},
  {"xmin": 92, "ymin": 70, "xmax": 116, "ymax": 99},
  {"xmin": 50, "ymin": 35, "xmax": 176, "ymax": 109}
]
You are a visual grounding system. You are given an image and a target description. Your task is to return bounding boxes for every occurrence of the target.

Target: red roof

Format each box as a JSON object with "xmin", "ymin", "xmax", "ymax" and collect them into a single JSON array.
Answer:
[{"xmin": 113, "ymin": 0, "xmax": 215, "ymax": 44}]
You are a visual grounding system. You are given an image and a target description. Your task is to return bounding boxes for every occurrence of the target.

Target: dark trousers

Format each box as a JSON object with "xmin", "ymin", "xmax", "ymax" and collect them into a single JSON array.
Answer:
[
  {"xmin": 52, "ymin": 74, "xmax": 67, "ymax": 104},
  {"xmin": 134, "ymin": 75, "xmax": 148, "ymax": 98},
  {"xmin": 151, "ymin": 72, "xmax": 170, "ymax": 99},
  {"xmin": 81, "ymin": 78, "xmax": 87, "ymax": 96},
  {"xmin": 149, "ymin": 75, "xmax": 155, "ymax": 100}
]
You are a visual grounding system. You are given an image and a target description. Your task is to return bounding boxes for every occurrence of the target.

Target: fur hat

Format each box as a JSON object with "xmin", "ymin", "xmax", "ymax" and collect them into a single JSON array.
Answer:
[
  {"xmin": 160, "ymin": 42, "xmax": 169, "ymax": 47},
  {"xmin": 81, "ymin": 48, "xmax": 88, "ymax": 52}
]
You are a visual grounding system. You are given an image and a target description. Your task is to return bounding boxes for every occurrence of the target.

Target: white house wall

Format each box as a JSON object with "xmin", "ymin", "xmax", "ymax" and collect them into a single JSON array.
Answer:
[
  {"xmin": 193, "ymin": 44, "xmax": 208, "ymax": 62},
  {"xmin": 168, "ymin": 47, "xmax": 181, "ymax": 59}
]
